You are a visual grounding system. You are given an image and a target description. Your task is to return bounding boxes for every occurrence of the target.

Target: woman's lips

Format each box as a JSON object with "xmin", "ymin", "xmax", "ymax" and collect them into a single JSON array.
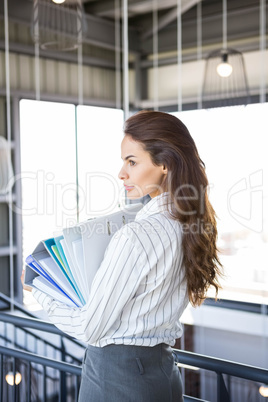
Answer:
[{"xmin": 124, "ymin": 185, "xmax": 134, "ymax": 191}]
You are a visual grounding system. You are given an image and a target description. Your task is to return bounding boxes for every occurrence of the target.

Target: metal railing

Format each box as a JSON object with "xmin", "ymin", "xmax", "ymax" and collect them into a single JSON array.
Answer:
[
  {"xmin": 1, "ymin": 343, "xmax": 268, "ymax": 402},
  {"xmin": 0, "ymin": 345, "xmax": 207, "ymax": 402},
  {"xmin": 0, "ymin": 296, "xmax": 85, "ymax": 401},
  {"xmin": 0, "ymin": 311, "xmax": 82, "ymax": 344},
  {"xmin": 0, "ymin": 311, "xmax": 85, "ymax": 363},
  {"xmin": 0, "ymin": 292, "xmax": 85, "ymax": 364},
  {"xmin": 0, "ymin": 293, "xmax": 38, "ymax": 318},
  {"xmin": 0, "ymin": 318, "xmax": 82, "ymax": 365},
  {"xmin": 1, "ymin": 302, "xmax": 268, "ymax": 402},
  {"xmin": 0, "ymin": 345, "xmax": 81, "ymax": 402},
  {"xmin": 173, "ymin": 349, "xmax": 268, "ymax": 402},
  {"xmin": 204, "ymin": 297, "xmax": 268, "ymax": 315}
]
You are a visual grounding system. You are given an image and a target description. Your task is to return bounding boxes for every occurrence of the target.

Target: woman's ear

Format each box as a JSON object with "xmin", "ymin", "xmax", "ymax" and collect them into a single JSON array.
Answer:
[{"xmin": 163, "ymin": 165, "xmax": 168, "ymax": 174}]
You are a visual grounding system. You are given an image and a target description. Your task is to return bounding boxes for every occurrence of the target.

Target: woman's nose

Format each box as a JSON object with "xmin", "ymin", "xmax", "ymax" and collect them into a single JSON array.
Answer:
[{"xmin": 118, "ymin": 166, "xmax": 128, "ymax": 180}]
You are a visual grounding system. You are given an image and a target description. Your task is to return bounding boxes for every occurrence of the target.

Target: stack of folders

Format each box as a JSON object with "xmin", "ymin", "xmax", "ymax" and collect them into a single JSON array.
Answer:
[{"xmin": 24, "ymin": 204, "xmax": 142, "ymax": 307}]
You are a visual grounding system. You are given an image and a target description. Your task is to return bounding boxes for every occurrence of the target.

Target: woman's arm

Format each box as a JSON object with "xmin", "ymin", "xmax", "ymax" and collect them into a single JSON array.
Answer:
[{"xmin": 32, "ymin": 228, "xmax": 147, "ymax": 344}]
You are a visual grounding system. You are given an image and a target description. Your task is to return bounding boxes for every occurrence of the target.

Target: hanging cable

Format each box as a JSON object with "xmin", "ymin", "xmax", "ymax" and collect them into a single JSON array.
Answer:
[
  {"xmin": 33, "ymin": 0, "xmax": 41, "ymax": 101},
  {"xmin": 76, "ymin": 0, "xmax": 83, "ymax": 222},
  {"xmin": 115, "ymin": 0, "xmax": 121, "ymax": 110},
  {"xmin": 153, "ymin": 0, "xmax": 159, "ymax": 111},
  {"xmin": 197, "ymin": 1, "xmax": 202, "ymax": 109},
  {"xmin": 77, "ymin": 0, "xmax": 83, "ymax": 106},
  {"xmin": 222, "ymin": 0, "xmax": 227, "ymax": 50},
  {"xmin": 4, "ymin": 0, "xmax": 14, "ymax": 310},
  {"xmin": 259, "ymin": 3, "xmax": 267, "ymax": 393},
  {"xmin": 259, "ymin": 0, "xmax": 266, "ymax": 103},
  {"xmin": 177, "ymin": 0, "xmax": 182, "ymax": 112},
  {"xmin": 122, "ymin": 0, "xmax": 129, "ymax": 119}
]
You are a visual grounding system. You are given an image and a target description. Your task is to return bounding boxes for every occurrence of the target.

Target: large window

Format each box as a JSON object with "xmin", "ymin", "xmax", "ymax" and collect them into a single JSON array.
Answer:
[{"xmin": 174, "ymin": 103, "xmax": 268, "ymax": 303}]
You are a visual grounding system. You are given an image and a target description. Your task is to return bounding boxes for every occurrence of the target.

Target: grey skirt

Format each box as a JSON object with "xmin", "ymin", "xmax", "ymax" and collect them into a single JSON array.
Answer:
[{"xmin": 78, "ymin": 343, "xmax": 183, "ymax": 402}]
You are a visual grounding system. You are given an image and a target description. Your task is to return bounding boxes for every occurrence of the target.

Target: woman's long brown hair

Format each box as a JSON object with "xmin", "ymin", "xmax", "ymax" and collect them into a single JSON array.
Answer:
[{"xmin": 124, "ymin": 110, "xmax": 222, "ymax": 306}]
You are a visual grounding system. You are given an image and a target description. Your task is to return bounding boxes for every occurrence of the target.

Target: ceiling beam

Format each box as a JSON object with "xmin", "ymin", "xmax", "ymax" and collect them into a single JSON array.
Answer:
[
  {"xmin": 0, "ymin": 40, "xmax": 116, "ymax": 69},
  {"xmin": 84, "ymin": 0, "xmax": 179, "ymax": 18},
  {"xmin": 141, "ymin": 0, "xmax": 202, "ymax": 40},
  {"xmin": 0, "ymin": 10, "xmax": 140, "ymax": 54},
  {"xmin": 140, "ymin": 3, "xmax": 262, "ymax": 55}
]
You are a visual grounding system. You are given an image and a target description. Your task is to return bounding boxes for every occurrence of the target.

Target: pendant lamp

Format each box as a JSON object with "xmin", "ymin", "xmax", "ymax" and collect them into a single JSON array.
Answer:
[
  {"xmin": 32, "ymin": 0, "xmax": 87, "ymax": 51},
  {"xmin": 201, "ymin": 0, "xmax": 250, "ymax": 108}
]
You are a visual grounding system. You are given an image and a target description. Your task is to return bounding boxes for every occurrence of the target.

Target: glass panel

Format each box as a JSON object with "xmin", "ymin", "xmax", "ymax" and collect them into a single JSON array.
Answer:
[
  {"xmin": 173, "ymin": 103, "xmax": 268, "ymax": 303},
  {"xmin": 76, "ymin": 105, "xmax": 124, "ymax": 222},
  {"xmin": 19, "ymin": 99, "xmax": 77, "ymax": 268}
]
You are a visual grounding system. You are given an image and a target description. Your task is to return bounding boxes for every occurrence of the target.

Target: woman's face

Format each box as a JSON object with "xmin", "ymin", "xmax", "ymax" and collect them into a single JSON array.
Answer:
[{"xmin": 118, "ymin": 135, "xmax": 167, "ymax": 199}]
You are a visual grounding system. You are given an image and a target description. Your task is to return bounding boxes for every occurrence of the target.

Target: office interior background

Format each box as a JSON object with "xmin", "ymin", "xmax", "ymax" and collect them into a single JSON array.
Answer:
[{"xmin": 0, "ymin": 0, "xmax": 267, "ymax": 400}]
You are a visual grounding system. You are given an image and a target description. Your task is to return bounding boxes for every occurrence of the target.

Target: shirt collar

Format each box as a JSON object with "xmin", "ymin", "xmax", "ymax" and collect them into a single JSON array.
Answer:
[{"xmin": 135, "ymin": 192, "xmax": 170, "ymax": 221}]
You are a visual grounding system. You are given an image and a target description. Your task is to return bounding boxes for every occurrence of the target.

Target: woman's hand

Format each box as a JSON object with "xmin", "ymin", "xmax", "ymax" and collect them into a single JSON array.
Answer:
[{"xmin": 21, "ymin": 269, "xmax": 32, "ymax": 292}]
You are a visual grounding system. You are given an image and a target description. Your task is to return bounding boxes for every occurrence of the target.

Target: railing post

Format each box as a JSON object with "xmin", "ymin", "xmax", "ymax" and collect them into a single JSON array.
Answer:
[
  {"xmin": 27, "ymin": 362, "xmax": 31, "ymax": 402},
  {"xmin": 43, "ymin": 365, "xmax": 47, "ymax": 402},
  {"xmin": 0, "ymin": 354, "xmax": 3, "ymax": 402},
  {"xmin": 217, "ymin": 373, "xmax": 230, "ymax": 402},
  {"xmin": 60, "ymin": 339, "xmax": 66, "ymax": 402},
  {"xmin": 75, "ymin": 375, "xmax": 80, "ymax": 402},
  {"xmin": 12, "ymin": 356, "xmax": 15, "ymax": 402}
]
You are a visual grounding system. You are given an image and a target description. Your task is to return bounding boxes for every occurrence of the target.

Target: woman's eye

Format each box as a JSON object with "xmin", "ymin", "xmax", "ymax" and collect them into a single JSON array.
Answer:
[{"xmin": 129, "ymin": 160, "xmax": 136, "ymax": 166}]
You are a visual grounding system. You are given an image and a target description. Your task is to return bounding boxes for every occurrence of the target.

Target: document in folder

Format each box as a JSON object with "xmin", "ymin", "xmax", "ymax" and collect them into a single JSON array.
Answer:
[
  {"xmin": 25, "ymin": 254, "xmax": 80, "ymax": 307},
  {"xmin": 24, "ymin": 203, "xmax": 142, "ymax": 306}
]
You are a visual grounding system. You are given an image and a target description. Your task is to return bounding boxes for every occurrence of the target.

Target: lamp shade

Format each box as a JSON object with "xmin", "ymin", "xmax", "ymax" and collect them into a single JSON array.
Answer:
[
  {"xmin": 32, "ymin": 0, "xmax": 87, "ymax": 51},
  {"xmin": 202, "ymin": 48, "xmax": 250, "ymax": 108}
]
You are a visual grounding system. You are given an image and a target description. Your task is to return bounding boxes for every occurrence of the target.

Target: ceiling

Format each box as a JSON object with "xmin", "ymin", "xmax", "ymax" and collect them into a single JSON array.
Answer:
[
  {"xmin": 0, "ymin": 0, "xmax": 266, "ymax": 71},
  {"xmin": 0, "ymin": 0, "xmax": 266, "ymax": 109}
]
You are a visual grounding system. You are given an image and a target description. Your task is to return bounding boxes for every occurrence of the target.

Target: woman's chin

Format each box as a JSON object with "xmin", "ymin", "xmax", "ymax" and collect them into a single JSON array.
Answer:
[
  {"xmin": 126, "ymin": 193, "xmax": 139, "ymax": 200},
  {"xmin": 126, "ymin": 192, "xmax": 149, "ymax": 201},
  {"xmin": 126, "ymin": 190, "xmax": 143, "ymax": 200}
]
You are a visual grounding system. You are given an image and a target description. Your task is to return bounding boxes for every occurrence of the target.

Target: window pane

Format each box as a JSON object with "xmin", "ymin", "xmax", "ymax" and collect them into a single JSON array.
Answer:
[
  {"xmin": 20, "ymin": 99, "xmax": 77, "ymax": 261},
  {"xmin": 173, "ymin": 103, "xmax": 268, "ymax": 303},
  {"xmin": 76, "ymin": 105, "xmax": 124, "ymax": 222}
]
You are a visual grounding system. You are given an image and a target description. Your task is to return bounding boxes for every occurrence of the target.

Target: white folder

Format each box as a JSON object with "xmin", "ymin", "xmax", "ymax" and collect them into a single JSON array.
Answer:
[{"xmin": 79, "ymin": 203, "xmax": 143, "ymax": 293}]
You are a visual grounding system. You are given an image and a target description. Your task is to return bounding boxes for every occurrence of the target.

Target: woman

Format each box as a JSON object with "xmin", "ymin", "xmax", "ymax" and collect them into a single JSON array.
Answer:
[{"xmin": 22, "ymin": 110, "xmax": 222, "ymax": 401}]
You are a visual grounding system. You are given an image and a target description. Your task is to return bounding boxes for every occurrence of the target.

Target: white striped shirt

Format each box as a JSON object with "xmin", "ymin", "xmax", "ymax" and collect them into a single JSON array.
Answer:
[{"xmin": 32, "ymin": 193, "xmax": 189, "ymax": 347}]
